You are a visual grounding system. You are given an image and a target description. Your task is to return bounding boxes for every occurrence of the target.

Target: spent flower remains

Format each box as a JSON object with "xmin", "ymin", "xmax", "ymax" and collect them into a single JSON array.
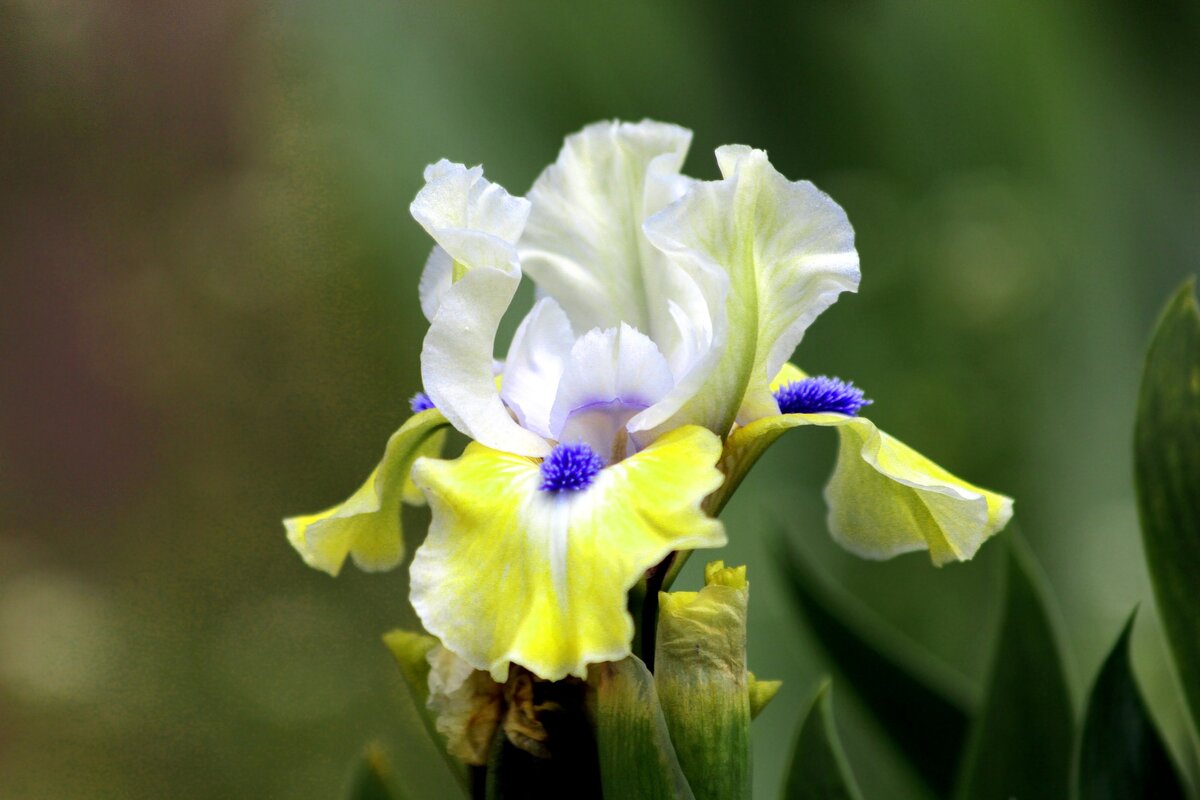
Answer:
[{"xmin": 284, "ymin": 120, "xmax": 1013, "ymax": 774}]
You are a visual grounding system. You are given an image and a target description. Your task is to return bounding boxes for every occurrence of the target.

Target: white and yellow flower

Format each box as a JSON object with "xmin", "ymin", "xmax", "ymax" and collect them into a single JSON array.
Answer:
[{"xmin": 285, "ymin": 120, "xmax": 1012, "ymax": 682}]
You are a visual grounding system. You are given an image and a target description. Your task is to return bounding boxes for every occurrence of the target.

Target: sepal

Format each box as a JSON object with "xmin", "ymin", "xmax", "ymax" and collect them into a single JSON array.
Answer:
[
  {"xmin": 711, "ymin": 364, "xmax": 1012, "ymax": 564},
  {"xmin": 284, "ymin": 409, "xmax": 450, "ymax": 575}
]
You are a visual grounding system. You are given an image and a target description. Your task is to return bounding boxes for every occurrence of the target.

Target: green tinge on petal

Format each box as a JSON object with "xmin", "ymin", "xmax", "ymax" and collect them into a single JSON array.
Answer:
[
  {"xmin": 402, "ymin": 428, "xmax": 447, "ymax": 507},
  {"xmin": 410, "ymin": 425, "xmax": 726, "ymax": 683},
  {"xmin": 284, "ymin": 409, "xmax": 450, "ymax": 576},
  {"xmin": 827, "ymin": 417, "xmax": 1012, "ymax": 564},
  {"xmin": 700, "ymin": 366, "xmax": 808, "ymax": 514},
  {"xmin": 655, "ymin": 561, "xmax": 752, "ymax": 800},
  {"xmin": 724, "ymin": 409, "xmax": 1012, "ymax": 565},
  {"xmin": 642, "ymin": 148, "xmax": 859, "ymax": 440},
  {"xmin": 520, "ymin": 119, "xmax": 694, "ymax": 340}
]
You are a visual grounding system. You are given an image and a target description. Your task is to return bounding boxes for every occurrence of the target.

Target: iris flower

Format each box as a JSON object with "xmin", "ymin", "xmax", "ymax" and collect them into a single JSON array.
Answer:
[{"xmin": 286, "ymin": 120, "xmax": 1012, "ymax": 683}]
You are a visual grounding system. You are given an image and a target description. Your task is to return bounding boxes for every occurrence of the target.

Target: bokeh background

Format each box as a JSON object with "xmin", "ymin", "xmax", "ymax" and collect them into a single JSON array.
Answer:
[{"xmin": 2, "ymin": 1, "xmax": 1198, "ymax": 797}]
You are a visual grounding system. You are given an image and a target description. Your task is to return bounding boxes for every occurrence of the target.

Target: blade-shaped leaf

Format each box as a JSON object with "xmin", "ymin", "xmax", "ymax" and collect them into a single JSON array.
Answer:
[
  {"xmin": 382, "ymin": 630, "xmax": 469, "ymax": 792},
  {"xmin": 1077, "ymin": 611, "xmax": 1187, "ymax": 800},
  {"xmin": 588, "ymin": 656, "xmax": 696, "ymax": 800},
  {"xmin": 1135, "ymin": 278, "xmax": 1200, "ymax": 737},
  {"xmin": 784, "ymin": 681, "xmax": 865, "ymax": 800},
  {"xmin": 954, "ymin": 539, "xmax": 1074, "ymax": 800},
  {"xmin": 345, "ymin": 744, "xmax": 404, "ymax": 800},
  {"xmin": 779, "ymin": 540, "xmax": 974, "ymax": 796}
]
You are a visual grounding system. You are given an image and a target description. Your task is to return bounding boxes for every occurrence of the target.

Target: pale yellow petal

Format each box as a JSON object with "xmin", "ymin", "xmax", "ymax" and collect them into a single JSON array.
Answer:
[
  {"xmin": 401, "ymin": 428, "xmax": 446, "ymax": 507},
  {"xmin": 284, "ymin": 409, "xmax": 449, "ymax": 575},
  {"xmin": 410, "ymin": 426, "xmax": 726, "ymax": 681},
  {"xmin": 716, "ymin": 371, "xmax": 1012, "ymax": 564}
]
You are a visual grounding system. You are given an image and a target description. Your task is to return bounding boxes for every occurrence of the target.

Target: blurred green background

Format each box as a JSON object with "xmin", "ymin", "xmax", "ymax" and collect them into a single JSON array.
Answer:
[{"xmin": 2, "ymin": 0, "xmax": 1197, "ymax": 797}]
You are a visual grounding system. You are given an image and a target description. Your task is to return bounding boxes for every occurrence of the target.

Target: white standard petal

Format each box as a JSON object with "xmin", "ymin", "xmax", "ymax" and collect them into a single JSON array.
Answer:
[
  {"xmin": 500, "ymin": 297, "xmax": 575, "ymax": 439},
  {"xmin": 640, "ymin": 146, "xmax": 860, "ymax": 438},
  {"xmin": 411, "ymin": 159, "xmax": 529, "ymax": 266},
  {"xmin": 549, "ymin": 324, "xmax": 674, "ymax": 463},
  {"xmin": 414, "ymin": 160, "xmax": 550, "ymax": 456},
  {"xmin": 418, "ymin": 246, "xmax": 453, "ymax": 322},
  {"xmin": 520, "ymin": 120, "xmax": 696, "ymax": 345}
]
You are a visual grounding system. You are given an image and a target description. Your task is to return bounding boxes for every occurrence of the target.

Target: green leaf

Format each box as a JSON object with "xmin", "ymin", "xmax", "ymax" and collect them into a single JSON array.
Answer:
[
  {"xmin": 784, "ymin": 681, "xmax": 865, "ymax": 800},
  {"xmin": 1135, "ymin": 278, "xmax": 1200, "ymax": 738},
  {"xmin": 345, "ymin": 744, "xmax": 403, "ymax": 800},
  {"xmin": 954, "ymin": 539, "xmax": 1074, "ymax": 800},
  {"xmin": 381, "ymin": 630, "xmax": 469, "ymax": 793},
  {"xmin": 588, "ymin": 656, "xmax": 696, "ymax": 800},
  {"xmin": 1077, "ymin": 611, "xmax": 1187, "ymax": 800},
  {"xmin": 382, "ymin": 630, "xmax": 437, "ymax": 708},
  {"xmin": 779, "ymin": 541, "xmax": 974, "ymax": 796}
]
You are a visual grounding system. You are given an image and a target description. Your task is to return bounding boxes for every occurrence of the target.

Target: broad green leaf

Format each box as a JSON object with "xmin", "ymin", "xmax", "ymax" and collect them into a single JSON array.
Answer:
[
  {"xmin": 588, "ymin": 656, "xmax": 695, "ymax": 800},
  {"xmin": 656, "ymin": 562, "xmax": 752, "ymax": 800},
  {"xmin": 779, "ymin": 541, "xmax": 974, "ymax": 796},
  {"xmin": 1077, "ymin": 611, "xmax": 1186, "ymax": 800},
  {"xmin": 345, "ymin": 744, "xmax": 403, "ymax": 800},
  {"xmin": 1135, "ymin": 278, "xmax": 1200, "ymax": 737},
  {"xmin": 784, "ymin": 681, "xmax": 865, "ymax": 800},
  {"xmin": 954, "ymin": 540, "xmax": 1074, "ymax": 800},
  {"xmin": 381, "ymin": 630, "xmax": 469, "ymax": 793}
]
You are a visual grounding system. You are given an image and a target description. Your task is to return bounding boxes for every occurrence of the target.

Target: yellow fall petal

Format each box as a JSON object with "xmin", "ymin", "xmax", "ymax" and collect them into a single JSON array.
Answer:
[
  {"xmin": 712, "ymin": 363, "xmax": 1012, "ymax": 564},
  {"xmin": 823, "ymin": 416, "xmax": 1012, "ymax": 564},
  {"xmin": 284, "ymin": 409, "xmax": 450, "ymax": 576},
  {"xmin": 728, "ymin": 410, "xmax": 1011, "ymax": 564},
  {"xmin": 409, "ymin": 425, "xmax": 727, "ymax": 682},
  {"xmin": 402, "ymin": 428, "xmax": 447, "ymax": 506}
]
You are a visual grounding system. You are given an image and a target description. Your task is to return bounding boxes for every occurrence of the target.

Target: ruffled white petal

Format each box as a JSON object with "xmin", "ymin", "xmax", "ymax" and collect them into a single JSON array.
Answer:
[
  {"xmin": 411, "ymin": 159, "xmax": 529, "ymax": 263},
  {"xmin": 414, "ymin": 160, "xmax": 550, "ymax": 456},
  {"xmin": 641, "ymin": 146, "xmax": 860, "ymax": 438},
  {"xmin": 500, "ymin": 297, "xmax": 575, "ymax": 439},
  {"xmin": 520, "ymin": 120, "xmax": 699, "ymax": 352},
  {"xmin": 418, "ymin": 246, "xmax": 453, "ymax": 322}
]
